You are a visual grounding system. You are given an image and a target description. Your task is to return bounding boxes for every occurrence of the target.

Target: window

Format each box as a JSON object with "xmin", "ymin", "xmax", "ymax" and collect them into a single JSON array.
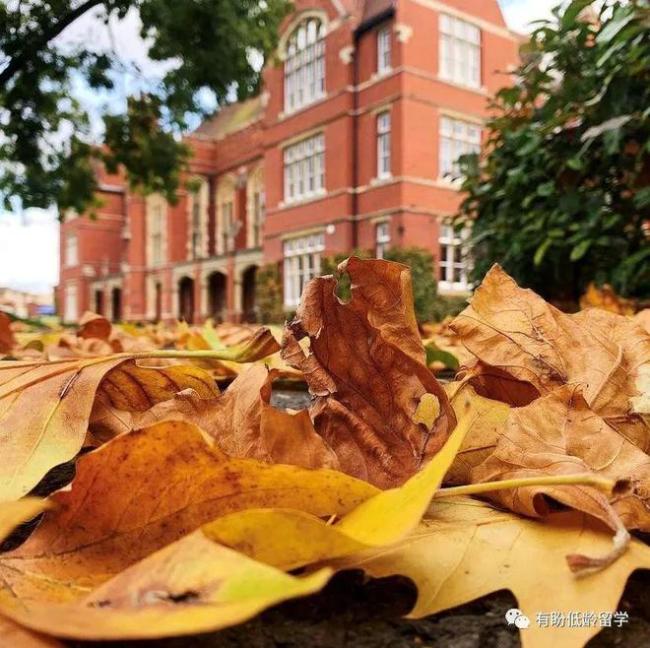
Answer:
[
  {"xmin": 375, "ymin": 222, "xmax": 391, "ymax": 259},
  {"xmin": 376, "ymin": 112, "xmax": 391, "ymax": 179},
  {"xmin": 377, "ymin": 25, "xmax": 391, "ymax": 74},
  {"xmin": 284, "ymin": 17, "xmax": 326, "ymax": 113},
  {"xmin": 221, "ymin": 201, "xmax": 234, "ymax": 253},
  {"xmin": 284, "ymin": 133, "xmax": 325, "ymax": 203},
  {"xmin": 191, "ymin": 197, "xmax": 202, "ymax": 259},
  {"xmin": 151, "ymin": 204, "xmax": 165, "ymax": 266},
  {"xmin": 439, "ymin": 223, "xmax": 469, "ymax": 291},
  {"xmin": 439, "ymin": 116, "xmax": 481, "ymax": 180},
  {"xmin": 64, "ymin": 282, "xmax": 77, "ymax": 322},
  {"xmin": 65, "ymin": 233, "xmax": 78, "ymax": 267},
  {"xmin": 252, "ymin": 190, "xmax": 264, "ymax": 248},
  {"xmin": 283, "ymin": 233, "xmax": 325, "ymax": 308},
  {"xmin": 439, "ymin": 14, "xmax": 481, "ymax": 88},
  {"xmin": 188, "ymin": 179, "xmax": 208, "ymax": 260}
]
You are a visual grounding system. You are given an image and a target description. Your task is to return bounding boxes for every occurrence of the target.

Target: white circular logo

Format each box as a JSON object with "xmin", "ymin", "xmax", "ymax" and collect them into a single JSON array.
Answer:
[{"xmin": 505, "ymin": 608, "xmax": 530, "ymax": 629}]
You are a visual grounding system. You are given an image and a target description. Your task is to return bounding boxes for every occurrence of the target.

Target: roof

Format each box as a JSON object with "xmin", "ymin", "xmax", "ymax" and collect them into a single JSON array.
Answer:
[{"xmin": 191, "ymin": 95, "xmax": 264, "ymax": 140}]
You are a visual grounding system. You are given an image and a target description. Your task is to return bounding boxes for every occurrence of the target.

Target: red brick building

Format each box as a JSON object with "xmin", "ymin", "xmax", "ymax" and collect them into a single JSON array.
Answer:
[{"xmin": 57, "ymin": 0, "xmax": 520, "ymax": 324}]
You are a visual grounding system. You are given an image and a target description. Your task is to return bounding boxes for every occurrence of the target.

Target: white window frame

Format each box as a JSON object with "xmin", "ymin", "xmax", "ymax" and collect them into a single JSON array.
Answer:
[
  {"xmin": 187, "ymin": 177, "xmax": 208, "ymax": 260},
  {"xmin": 439, "ymin": 116, "xmax": 481, "ymax": 181},
  {"xmin": 284, "ymin": 17, "xmax": 326, "ymax": 114},
  {"xmin": 439, "ymin": 223, "xmax": 470, "ymax": 292},
  {"xmin": 376, "ymin": 111, "xmax": 391, "ymax": 180},
  {"xmin": 439, "ymin": 14, "xmax": 481, "ymax": 89},
  {"xmin": 283, "ymin": 233, "xmax": 325, "ymax": 309},
  {"xmin": 377, "ymin": 25, "xmax": 392, "ymax": 74},
  {"xmin": 65, "ymin": 232, "xmax": 78, "ymax": 267},
  {"xmin": 64, "ymin": 282, "xmax": 78, "ymax": 322},
  {"xmin": 375, "ymin": 221, "xmax": 391, "ymax": 259},
  {"xmin": 283, "ymin": 133, "xmax": 325, "ymax": 204}
]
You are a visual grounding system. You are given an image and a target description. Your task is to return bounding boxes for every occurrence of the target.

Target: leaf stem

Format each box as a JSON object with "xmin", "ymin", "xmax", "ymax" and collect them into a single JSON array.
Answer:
[{"xmin": 435, "ymin": 474, "xmax": 616, "ymax": 498}]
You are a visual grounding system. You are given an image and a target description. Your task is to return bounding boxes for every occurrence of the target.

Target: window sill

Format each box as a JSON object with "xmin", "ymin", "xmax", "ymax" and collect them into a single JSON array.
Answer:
[
  {"xmin": 371, "ymin": 175, "xmax": 394, "ymax": 187},
  {"xmin": 438, "ymin": 282, "xmax": 471, "ymax": 295},
  {"xmin": 279, "ymin": 191, "xmax": 327, "ymax": 209},
  {"xmin": 371, "ymin": 68, "xmax": 392, "ymax": 81},
  {"xmin": 279, "ymin": 94, "xmax": 327, "ymax": 120},
  {"xmin": 436, "ymin": 76, "xmax": 487, "ymax": 96}
]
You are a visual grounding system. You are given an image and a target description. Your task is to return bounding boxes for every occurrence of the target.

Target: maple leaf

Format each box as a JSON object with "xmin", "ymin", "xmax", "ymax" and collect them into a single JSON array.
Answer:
[{"xmin": 332, "ymin": 497, "xmax": 650, "ymax": 648}]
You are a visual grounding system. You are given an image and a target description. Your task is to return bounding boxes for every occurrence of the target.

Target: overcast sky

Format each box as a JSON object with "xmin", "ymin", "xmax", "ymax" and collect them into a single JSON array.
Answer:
[{"xmin": 0, "ymin": 0, "xmax": 559, "ymax": 294}]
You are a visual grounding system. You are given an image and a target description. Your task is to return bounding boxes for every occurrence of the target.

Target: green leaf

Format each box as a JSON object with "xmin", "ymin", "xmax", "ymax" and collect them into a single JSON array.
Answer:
[
  {"xmin": 570, "ymin": 239, "xmax": 592, "ymax": 261},
  {"xmin": 425, "ymin": 344, "xmax": 460, "ymax": 372},
  {"xmin": 537, "ymin": 182, "xmax": 555, "ymax": 197},
  {"xmin": 534, "ymin": 239, "xmax": 553, "ymax": 266}
]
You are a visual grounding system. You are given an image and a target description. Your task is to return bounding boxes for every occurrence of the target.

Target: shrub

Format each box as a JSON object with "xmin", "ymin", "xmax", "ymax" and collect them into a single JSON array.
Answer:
[{"xmin": 254, "ymin": 263, "xmax": 285, "ymax": 324}]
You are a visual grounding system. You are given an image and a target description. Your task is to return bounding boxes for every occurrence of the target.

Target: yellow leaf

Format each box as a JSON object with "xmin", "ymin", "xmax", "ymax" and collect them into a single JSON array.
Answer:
[
  {"xmin": 0, "ymin": 353, "xmax": 218, "ymax": 501},
  {"xmin": 332, "ymin": 497, "xmax": 650, "ymax": 648},
  {"xmin": 0, "ymin": 420, "xmax": 375, "ymax": 602},
  {"xmin": 204, "ymin": 397, "xmax": 477, "ymax": 568},
  {"xmin": 0, "ymin": 531, "xmax": 331, "ymax": 641},
  {"xmin": 0, "ymin": 500, "xmax": 60, "ymax": 648}
]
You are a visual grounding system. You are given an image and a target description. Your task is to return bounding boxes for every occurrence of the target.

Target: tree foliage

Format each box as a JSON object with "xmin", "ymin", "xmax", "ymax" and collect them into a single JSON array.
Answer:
[
  {"xmin": 458, "ymin": 0, "xmax": 650, "ymax": 301},
  {"xmin": 0, "ymin": 0, "xmax": 290, "ymax": 214}
]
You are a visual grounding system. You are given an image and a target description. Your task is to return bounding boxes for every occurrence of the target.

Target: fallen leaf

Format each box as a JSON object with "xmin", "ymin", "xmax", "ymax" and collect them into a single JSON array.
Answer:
[
  {"xmin": 0, "ymin": 420, "xmax": 376, "ymax": 602},
  {"xmin": 580, "ymin": 282, "xmax": 637, "ymax": 315},
  {"xmin": 0, "ymin": 530, "xmax": 331, "ymax": 641},
  {"xmin": 0, "ymin": 312, "xmax": 16, "ymax": 354},
  {"xmin": 201, "ymin": 394, "xmax": 477, "ymax": 570},
  {"xmin": 0, "ymin": 499, "xmax": 63, "ymax": 648},
  {"xmin": 122, "ymin": 364, "xmax": 339, "ymax": 470},
  {"xmin": 184, "ymin": 322, "xmax": 280, "ymax": 363},
  {"xmin": 451, "ymin": 265, "xmax": 650, "ymax": 451},
  {"xmin": 282, "ymin": 256, "xmax": 455, "ymax": 488},
  {"xmin": 332, "ymin": 497, "xmax": 650, "ymax": 648},
  {"xmin": 76, "ymin": 311, "xmax": 112, "ymax": 341},
  {"xmin": 0, "ymin": 353, "xmax": 219, "ymax": 501},
  {"xmin": 467, "ymin": 385, "xmax": 650, "ymax": 531},
  {"xmin": 0, "ymin": 617, "xmax": 64, "ymax": 648},
  {"xmin": 635, "ymin": 309, "xmax": 650, "ymax": 335}
]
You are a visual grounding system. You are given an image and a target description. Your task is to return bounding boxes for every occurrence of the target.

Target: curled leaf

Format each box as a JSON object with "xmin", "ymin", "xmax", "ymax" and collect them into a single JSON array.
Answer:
[{"xmin": 282, "ymin": 257, "xmax": 455, "ymax": 488}]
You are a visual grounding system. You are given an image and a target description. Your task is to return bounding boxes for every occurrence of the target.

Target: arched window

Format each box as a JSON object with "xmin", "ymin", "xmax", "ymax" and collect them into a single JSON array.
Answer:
[{"xmin": 284, "ymin": 17, "xmax": 326, "ymax": 113}]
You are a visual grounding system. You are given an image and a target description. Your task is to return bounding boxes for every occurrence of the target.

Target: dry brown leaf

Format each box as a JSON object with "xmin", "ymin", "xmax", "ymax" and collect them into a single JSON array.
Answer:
[
  {"xmin": 451, "ymin": 264, "xmax": 650, "ymax": 451},
  {"xmin": 635, "ymin": 309, "xmax": 650, "ymax": 335},
  {"xmin": 0, "ymin": 354, "xmax": 218, "ymax": 501},
  {"xmin": 580, "ymin": 282, "xmax": 637, "ymax": 315},
  {"xmin": 0, "ymin": 312, "xmax": 16, "ymax": 355},
  {"xmin": 332, "ymin": 497, "xmax": 650, "ymax": 648},
  {"xmin": 127, "ymin": 364, "xmax": 339, "ymax": 470},
  {"xmin": 76, "ymin": 311, "xmax": 112, "ymax": 341},
  {"xmin": 446, "ymin": 383, "xmax": 650, "ymax": 534},
  {"xmin": 281, "ymin": 256, "xmax": 455, "ymax": 488},
  {"xmin": 0, "ymin": 419, "xmax": 376, "ymax": 602}
]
